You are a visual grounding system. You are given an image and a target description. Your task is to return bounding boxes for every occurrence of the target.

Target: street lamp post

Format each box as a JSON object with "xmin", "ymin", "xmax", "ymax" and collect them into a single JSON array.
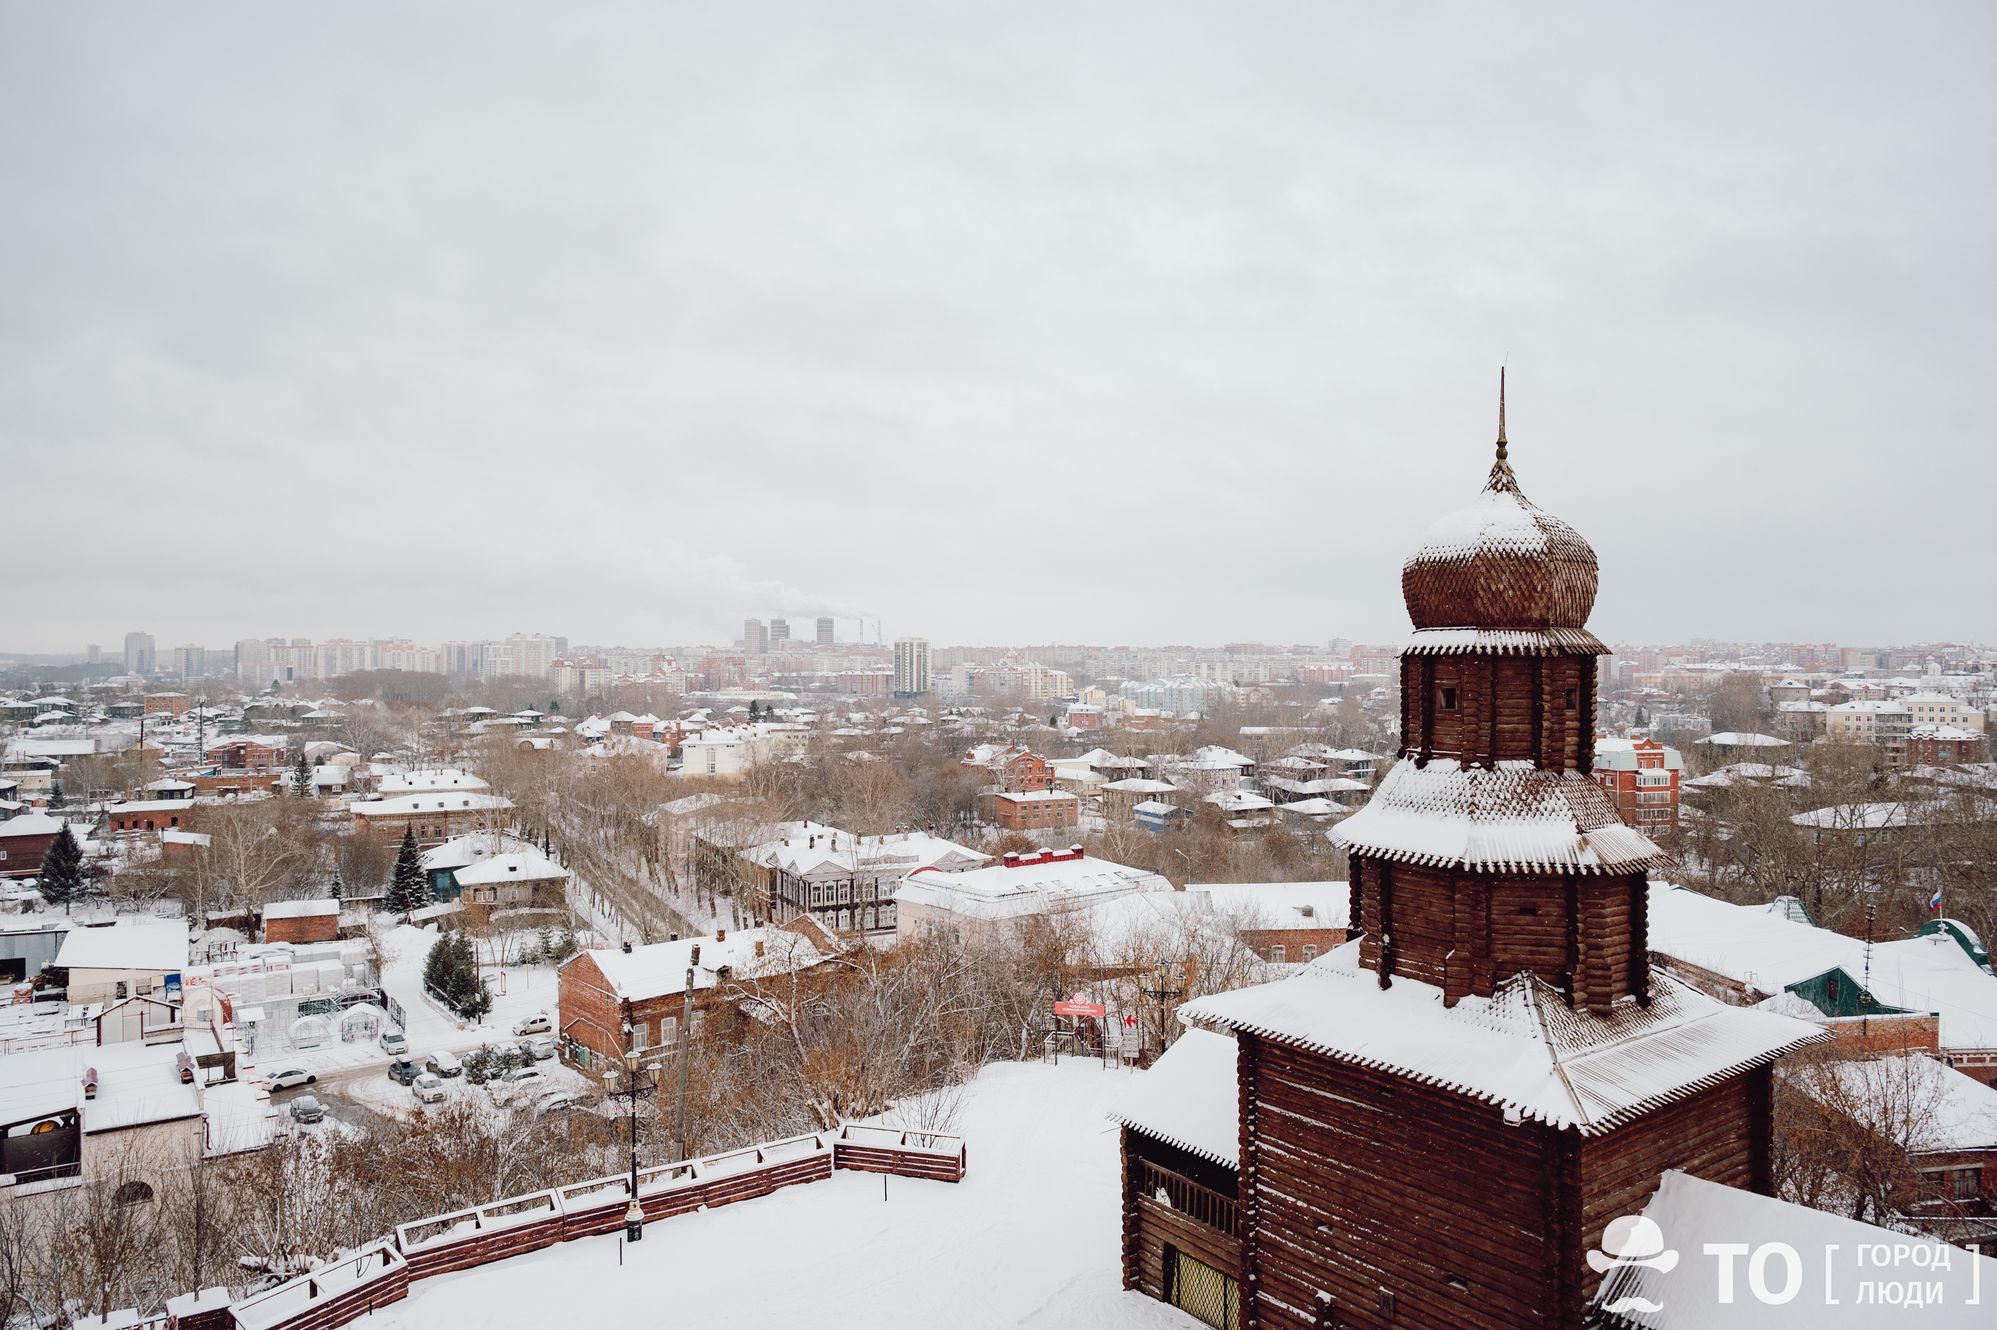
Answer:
[{"xmin": 609, "ymin": 1039, "xmax": 658, "ymax": 1243}]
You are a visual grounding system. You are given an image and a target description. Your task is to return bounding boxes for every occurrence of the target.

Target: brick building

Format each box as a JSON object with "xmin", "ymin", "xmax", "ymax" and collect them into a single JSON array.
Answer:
[
  {"xmin": 103, "ymin": 798, "xmax": 196, "ymax": 835},
  {"xmin": 262, "ymin": 898, "xmax": 341, "ymax": 945},
  {"xmin": 351, "ymin": 792, "xmax": 515, "ymax": 846},
  {"xmin": 1591, "ymin": 734, "xmax": 1682, "ymax": 832},
  {"xmin": 1185, "ymin": 881, "xmax": 1349, "ymax": 965},
  {"xmin": 142, "ymin": 692, "xmax": 191, "ymax": 717},
  {"xmin": 556, "ymin": 919, "xmax": 834, "ymax": 1071},
  {"xmin": 203, "ymin": 736, "xmax": 290, "ymax": 772},
  {"xmin": 1907, "ymin": 725, "xmax": 1989, "ymax": 766},
  {"xmin": 962, "ymin": 745, "xmax": 1057, "ymax": 792},
  {"xmin": 984, "ymin": 789, "xmax": 1082, "ymax": 832}
]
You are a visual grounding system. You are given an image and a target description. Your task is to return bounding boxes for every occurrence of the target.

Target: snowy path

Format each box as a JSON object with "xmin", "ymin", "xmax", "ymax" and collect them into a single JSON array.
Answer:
[{"xmin": 369, "ymin": 1059, "xmax": 1200, "ymax": 1330}]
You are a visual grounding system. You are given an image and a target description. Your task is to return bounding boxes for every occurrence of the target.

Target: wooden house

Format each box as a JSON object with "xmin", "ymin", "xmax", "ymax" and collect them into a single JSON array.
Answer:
[{"xmin": 1140, "ymin": 394, "xmax": 1825, "ymax": 1330}]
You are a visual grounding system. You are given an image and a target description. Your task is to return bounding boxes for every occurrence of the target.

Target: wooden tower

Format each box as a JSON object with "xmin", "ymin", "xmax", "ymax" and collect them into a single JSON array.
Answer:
[{"xmin": 1180, "ymin": 384, "xmax": 1824, "ymax": 1330}]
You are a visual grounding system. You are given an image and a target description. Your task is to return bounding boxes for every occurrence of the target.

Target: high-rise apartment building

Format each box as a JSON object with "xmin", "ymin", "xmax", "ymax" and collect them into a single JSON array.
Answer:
[
  {"xmin": 743, "ymin": 618, "xmax": 769, "ymax": 657},
  {"xmin": 816, "ymin": 616, "xmax": 835, "ymax": 646},
  {"xmin": 123, "ymin": 631, "xmax": 156, "ymax": 675},
  {"xmin": 893, "ymin": 636, "xmax": 931, "ymax": 697},
  {"xmin": 768, "ymin": 618, "xmax": 790, "ymax": 644}
]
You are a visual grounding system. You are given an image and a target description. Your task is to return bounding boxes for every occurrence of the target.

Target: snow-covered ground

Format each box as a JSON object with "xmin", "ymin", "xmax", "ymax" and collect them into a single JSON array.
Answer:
[
  {"xmin": 272, "ymin": 925, "xmax": 561, "ymax": 1078},
  {"xmin": 342, "ymin": 1060, "xmax": 590, "ymax": 1121},
  {"xmin": 370, "ymin": 1058, "xmax": 1198, "ymax": 1330}
]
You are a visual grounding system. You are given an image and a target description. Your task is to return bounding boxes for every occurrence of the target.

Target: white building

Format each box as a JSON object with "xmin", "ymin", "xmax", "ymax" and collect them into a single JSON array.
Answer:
[{"xmin": 893, "ymin": 637, "xmax": 931, "ymax": 697}]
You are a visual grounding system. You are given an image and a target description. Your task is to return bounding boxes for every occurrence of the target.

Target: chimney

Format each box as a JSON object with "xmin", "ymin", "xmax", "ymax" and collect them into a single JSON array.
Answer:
[
  {"xmin": 1069, "ymin": 844, "xmax": 1084, "ymax": 858},
  {"xmin": 754, "ymin": 939, "xmax": 765, "ymax": 958},
  {"xmin": 716, "ymin": 928, "xmax": 727, "ymax": 942},
  {"xmin": 1003, "ymin": 851, "xmax": 1021, "ymax": 866},
  {"xmin": 669, "ymin": 932, "xmax": 679, "ymax": 942},
  {"xmin": 1300, "ymin": 904, "xmax": 1315, "ymax": 919},
  {"xmin": 621, "ymin": 940, "xmax": 634, "ymax": 953},
  {"xmin": 690, "ymin": 943, "xmax": 702, "ymax": 966}
]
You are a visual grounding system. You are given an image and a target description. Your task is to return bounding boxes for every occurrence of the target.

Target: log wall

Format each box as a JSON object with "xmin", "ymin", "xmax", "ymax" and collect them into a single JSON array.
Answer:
[
  {"xmin": 1241, "ymin": 1038, "xmax": 1564, "ymax": 1330},
  {"xmin": 1402, "ymin": 653, "xmax": 1594, "ymax": 770},
  {"xmin": 1357, "ymin": 860, "xmax": 1647, "ymax": 1010}
]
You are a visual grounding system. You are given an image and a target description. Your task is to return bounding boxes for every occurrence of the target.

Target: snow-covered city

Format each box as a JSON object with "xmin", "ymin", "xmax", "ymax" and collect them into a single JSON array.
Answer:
[{"xmin": 4, "ymin": 5, "xmax": 1995, "ymax": 1329}]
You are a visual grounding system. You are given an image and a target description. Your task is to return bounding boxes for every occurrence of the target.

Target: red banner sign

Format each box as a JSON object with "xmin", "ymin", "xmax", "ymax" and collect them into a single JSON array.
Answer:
[{"xmin": 1053, "ymin": 1000, "xmax": 1106, "ymax": 1018}]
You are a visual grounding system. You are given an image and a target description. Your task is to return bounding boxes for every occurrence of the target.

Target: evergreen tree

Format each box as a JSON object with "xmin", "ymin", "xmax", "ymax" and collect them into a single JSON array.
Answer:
[
  {"xmin": 47, "ymin": 779, "xmax": 65, "ymax": 810},
  {"xmin": 291, "ymin": 752, "xmax": 313, "ymax": 799},
  {"xmin": 422, "ymin": 932, "xmax": 491, "ymax": 1021},
  {"xmin": 387, "ymin": 825, "xmax": 426, "ymax": 920},
  {"xmin": 39, "ymin": 825, "xmax": 84, "ymax": 912},
  {"xmin": 329, "ymin": 869, "xmax": 344, "ymax": 903}
]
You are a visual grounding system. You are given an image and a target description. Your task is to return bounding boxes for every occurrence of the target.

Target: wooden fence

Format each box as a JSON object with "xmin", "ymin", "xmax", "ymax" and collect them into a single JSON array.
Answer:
[{"xmin": 162, "ymin": 1126, "xmax": 964, "ymax": 1330}]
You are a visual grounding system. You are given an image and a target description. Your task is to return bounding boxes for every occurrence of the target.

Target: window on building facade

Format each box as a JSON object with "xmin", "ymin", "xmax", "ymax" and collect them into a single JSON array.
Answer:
[
  {"xmin": 1270, "ymin": 944, "xmax": 1286, "ymax": 963},
  {"xmin": 1302, "ymin": 945, "xmax": 1318, "ymax": 961},
  {"xmin": 1439, "ymin": 685, "xmax": 1459, "ymax": 712}
]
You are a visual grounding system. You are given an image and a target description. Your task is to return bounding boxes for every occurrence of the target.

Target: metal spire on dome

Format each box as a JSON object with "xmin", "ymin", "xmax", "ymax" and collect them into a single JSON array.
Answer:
[{"xmin": 1496, "ymin": 366, "xmax": 1508, "ymax": 462}]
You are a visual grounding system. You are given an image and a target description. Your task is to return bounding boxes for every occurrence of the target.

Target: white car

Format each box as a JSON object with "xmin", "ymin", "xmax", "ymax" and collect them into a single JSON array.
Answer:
[
  {"xmin": 491, "ymin": 1066, "xmax": 543, "ymax": 1094},
  {"xmin": 525, "ymin": 1036, "xmax": 556, "ymax": 1061},
  {"xmin": 412, "ymin": 1072, "xmax": 448, "ymax": 1105},
  {"xmin": 265, "ymin": 1068, "xmax": 317, "ymax": 1092},
  {"xmin": 512, "ymin": 1013, "xmax": 553, "ymax": 1036},
  {"xmin": 425, "ymin": 1050, "xmax": 463, "ymax": 1078}
]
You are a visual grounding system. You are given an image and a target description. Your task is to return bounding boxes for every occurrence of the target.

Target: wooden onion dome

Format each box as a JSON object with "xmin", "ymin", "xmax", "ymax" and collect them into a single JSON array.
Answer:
[{"xmin": 1401, "ymin": 370, "xmax": 1604, "ymax": 653}]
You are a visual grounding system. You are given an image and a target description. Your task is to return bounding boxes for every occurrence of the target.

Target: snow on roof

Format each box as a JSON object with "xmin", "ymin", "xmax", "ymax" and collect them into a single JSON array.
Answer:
[
  {"xmin": 1681, "ymin": 762, "xmax": 1806, "ymax": 789},
  {"xmin": 377, "ymin": 768, "xmax": 489, "ymax": 795},
  {"xmin": 991, "ymin": 790, "xmax": 1077, "ymax": 803},
  {"xmin": 53, "ymin": 920, "xmax": 188, "ymax": 972},
  {"xmin": 1401, "ymin": 627, "xmax": 1608, "ymax": 656},
  {"xmin": 1649, "ymin": 886, "xmax": 1997, "ymax": 1052},
  {"xmin": 453, "ymin": 851, "xmax": 568, "ymax": 887},
  {"xmin": 752, "ymin": 824, "xmax": 988, "ymax": 879},
  {"xmin": 263, "ymin": 898, "xmax": 339, "ymax": 919},
  {"xmin": 1811, "ymin": 1055, "xmax": 1997, "ymax": 1154},
  {"xmin": 577, "ymin": 927, "xmax": 828, "ymax": 1002},
  {"xmin": 353, "ymin": 792, "xmax": 514, "ymax": 816},
  {"xmin": 1592, "ymin": 1169, "xmax": 1997, "ymax": 1326},
  {"xmin": 1186, "ymin": 881, "xmax": 1350, "ymax": 930},
  {"xmin": 1697, "ymin": 731, "xmax": 1789, "ymax": 746},
  {"xmin": 894, "ymin": 852, "xmax": 1171, "ymax": 923},
  {"xmin": 1182, "ymin": 941, "xmax": 1823, "ymax": 1136},
  {"xmin": 0, "ymin": 812, "xmax": 66, "ymax": 838},
  {"xmin": 1333, "ymin": 758, "xmax": 1669, "ymax": 875},
  {"xmin": 420, "ymin": 833, "xmax": 540, "ymax": 872},
  {"xmin": 0, "ymin": 1038, "xmax": 201, "ymax": 1134},
  {"xmin": 349, "ymin": 1060, "xmax": 1198, "ymax": 1330},
  {"xmin": 1107, "ymin": 1028, "xmax": 1240, "ymax": 1165}
]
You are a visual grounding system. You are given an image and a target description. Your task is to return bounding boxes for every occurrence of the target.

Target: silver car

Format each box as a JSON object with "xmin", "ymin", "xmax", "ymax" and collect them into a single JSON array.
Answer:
[{"xmin": 288, "ymin": 1095, "xmax": 326, "ymax": 1124}]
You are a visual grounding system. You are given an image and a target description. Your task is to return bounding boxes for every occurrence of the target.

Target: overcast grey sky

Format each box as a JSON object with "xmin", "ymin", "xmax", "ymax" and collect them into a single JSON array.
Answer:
[{"xmin": 3, "ymin": 3, "xmax": 1992, "ymax": 653}]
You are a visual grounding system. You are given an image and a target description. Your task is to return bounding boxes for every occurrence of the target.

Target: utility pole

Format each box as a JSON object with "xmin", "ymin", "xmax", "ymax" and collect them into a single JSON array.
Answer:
[
  {"xmin": 609, "ymin": 1029, "xmax": 659, "ymax": 1243},
  {"xmin": 674, "ymin": 943, "xmax": 701, "ymax": 1162}
]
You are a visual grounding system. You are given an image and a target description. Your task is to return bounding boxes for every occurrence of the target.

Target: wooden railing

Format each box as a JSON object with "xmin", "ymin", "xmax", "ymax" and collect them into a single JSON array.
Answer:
[{"xmin": 1133, "ymin": 1157, "xmax": 1239, "ymax": 1236}]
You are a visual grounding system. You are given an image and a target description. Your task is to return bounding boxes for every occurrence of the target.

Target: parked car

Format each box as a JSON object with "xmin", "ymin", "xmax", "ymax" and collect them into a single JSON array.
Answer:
[
  {"xmin": 288, "ymin": 1095, "xmax": 325, "ymax": 1124},
  {"xmin": 426, "ymin": 1050, "xmax": 463, "ymax": 1078},
  {"xmin": 490, "ymin": 1066, "xmax": 544, "ymax": 1101},
  {"xmin": 412, "ymin": 1073, "xmax": 448, "ymax": 1105},
  {"xmin": 265, "ymin": 1068, "xmax": 316, "ymax": 1092},
  {"xmin": 532, "ymin": 1091, "xmax": 578, "ymax": 1117},
  {"xmin": 379, "ymin": 1031, "xmax": 409, "ymax": 1057},
  {"xmin": 513, "ymin": 1012, "xmax": 553, "ymax": 1036},
  {"xmin": 526, "ymin": 1036, "xmax": 556, "ymax": 1061},
  {"xmin": 387, "ymin": 1058, "xmax": 422, "ymax": 1086}
]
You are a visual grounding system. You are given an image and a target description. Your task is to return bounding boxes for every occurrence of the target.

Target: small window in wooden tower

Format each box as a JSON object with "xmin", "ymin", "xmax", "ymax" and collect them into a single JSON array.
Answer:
[
  {"xmin": 1564, "ymin": 688, "xmax": 1578, "ymax": 710},
  {"xmin": 1439, "ymin": 685, "xmax": 1459, "ymax": 712}
]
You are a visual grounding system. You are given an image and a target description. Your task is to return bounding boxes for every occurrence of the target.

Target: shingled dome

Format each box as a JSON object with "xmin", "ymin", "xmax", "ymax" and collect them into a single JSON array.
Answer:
[{"xmin": 1401, "ymin": 455, "xmax": 1599, "ymax": 635}]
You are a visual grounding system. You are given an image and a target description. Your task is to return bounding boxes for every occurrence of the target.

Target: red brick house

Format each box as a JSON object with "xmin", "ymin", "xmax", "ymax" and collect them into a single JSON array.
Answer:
[
  {"xmin": 1591, "ymin": 734, "xmax": 1682, "ymax": 832},
  {"xmin": 962, "ymin": 745, "xmax": 1056, "ymax": 792},
  {"xmin": 557, "ymin": 919, "xmax": 835, "ymax": 1072},
  {"xmin": 143, "ymin": 693, "xmax": 191, "ymax": 717},
  {"xmin": 1185, "ymin": 881, "xmax": 1350, "ymax": 965},
  {"xmin": 983, "ymin": 789, "xmax": 1082, "ymax": 832},
  {"xmin": 351, "ymin": 792, "xmax": 515, "ymax": 847},
  {"xmin": 204, "ymin": 736, "xmax": 289, "ymax": 772},
  {"xmin": 261, "ymin": 898, "xmax": 341, "ymax": 944},
  {"xmin": 1907, "ymin": 725, "xmax": 1989, "ymax": 766},
  {"xmin": 103, "ymin": 799, "xmax": 195, "ymax": 835}
]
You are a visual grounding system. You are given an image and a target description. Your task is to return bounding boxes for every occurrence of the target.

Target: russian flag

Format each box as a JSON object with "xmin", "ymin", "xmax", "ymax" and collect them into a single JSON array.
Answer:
[{"xmin": 1929, "ymin": 887, "xmax": 1944, "ymax": 913}]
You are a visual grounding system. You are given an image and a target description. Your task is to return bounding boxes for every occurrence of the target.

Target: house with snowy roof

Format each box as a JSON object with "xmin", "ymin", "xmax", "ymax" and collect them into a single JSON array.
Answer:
[
  {"xmin": 894, "ymin": 845, "xmax": 1170, "ymax": 945},
  {"xmin": 555, "ymin": 920, "xmax": 834, "ymax": 1071},
  {"xmin": 1140, "ymin": 403, "xmax": 1825, "ymax": 1329}
]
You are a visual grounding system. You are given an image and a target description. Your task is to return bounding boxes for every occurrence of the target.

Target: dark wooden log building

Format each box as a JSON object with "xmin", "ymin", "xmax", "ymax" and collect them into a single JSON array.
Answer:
[{"xmin": 1121, "ymin": 388, "xmax": 1825, "ymax": 1330}]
